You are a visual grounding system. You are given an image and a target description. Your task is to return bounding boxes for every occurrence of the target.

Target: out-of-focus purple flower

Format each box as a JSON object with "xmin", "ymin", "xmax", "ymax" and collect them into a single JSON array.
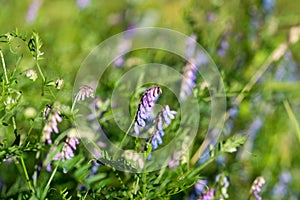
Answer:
[
  {"xmin": 271, "ymin": 170, "xmax": 292, "ymax": 199},
  {"xmin": 88, "ymin": 98, "xmax": 109, "ymax": 121},
  {"xmin": 250, "ymin": 176, "xmax": 265, "ymax": 200},
  {"xmin": 223, "ymin": 105, "xmax": 240, "ymax": 136},
  {"xmin": 113, "ymin": 25, "xmax": 136, "ymax": 67},
  {"xmin": 46, "ymin": 129, "xmax": 80, "ymax": 172},
  {"xmin": 186, "ymin": 34, "xmax": 197, "ymax": 60},
  {"xmin": 216, "ymin": 174, "xmax": 230, "ymax": 199},
  {"xmin": 87, "ymin": 160, "xmax": 101, "ymax": 178},
  {"xmin": 274, "ymin": 51, "xmax": 299, "ymax": 82},
  {"xmin": 217, "ymin": 34, "xmax": 229, "ymax": 57},
  {"xmin": 249, "ymin": 117, "xmax": 263, "ymax": 136},
  {"xmin": 179, "ymin": 61, "xmax": 197, "ymax": 101},
  {"xmin": 228, "ymin": 106, "xmax": 239, "ymax": 119},
  {"xmin": 189, "ymin": 180, "xmax": 208, "ymax": 200},
  {"xmin": 180, "ymin": 34, "xmax": 209, "ymax": 101},
  {"xmin": 42, "ymin": 104, "xmax": 62, "ymax": 144},
  {"xmin": 61, "ymin": 135, "xmax": 80, "ymax": 161},
  {"xmin": 76, "ymin": 85, "xmax": 94, "ymax": 102},
  {"xmin": 32, "ymin": 162, "xmax": 42, "ymax": 181},
  {"xmin": 168, "ymin": 151, "xmax": 182, "ymax": 169},
  {"xmin": 134, "ymin": 86, "xmax": 162, "ymax": 135},
  {"xmin": 26, "ymin": 0, "xmax": 42, "ymax": 24},
  {"xmin": 262, "ymin": 0, "xmax": 275, "ymax": 14},
  {"xmin": 76, "ymin": 0, "xmax": 90, "ymax": 9},
  {"xmin": 198, "ymin": 188, "xmax": 214, "ymax": 200},
  {"xmin": 206, "ymin": 12, "xmax": 216, "ymax": 23},
  {"xmin": 180, "ymin": 51, "xmax": 208, "ymax": 101}
]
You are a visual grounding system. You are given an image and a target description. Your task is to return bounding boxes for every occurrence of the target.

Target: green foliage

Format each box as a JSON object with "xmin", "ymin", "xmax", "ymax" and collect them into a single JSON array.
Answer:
[{"xmin": 0, "ymin": 0, "xmax": 300, "ymax": 199}]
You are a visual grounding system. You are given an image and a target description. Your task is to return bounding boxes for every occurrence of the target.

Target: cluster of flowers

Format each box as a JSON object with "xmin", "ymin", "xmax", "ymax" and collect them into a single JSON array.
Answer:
[
  {"xmin": 44, "ymin": 85, "xmax": 94, "ymax": 171},
  {"xmin": 150, "ymin": 105, "xmax": 177, "ymax": 150},
  {"xmin": 46, "ymin": 129, "xmax": 80, "ymax": 172},
  {"xmin": 42, "ymin": 103, "xmax": 62, "ymax": 144},
  {"xmin": 133, "ymin": 86, "xmax": 177, "ymax": 158},
  {"xmin": 134, "ymin": 86, "xmax": 162, "ymax": 135},
  {"xmin": 250, "ymin": 176, "xmax": 266, "ymax": 200},
  {"xmin": 189, "ymin": 175, "xmax": 265, "ymax": 200},
  {"xmin": 189, "ymin": 174, "xmax": 229, "ymax": 200}
]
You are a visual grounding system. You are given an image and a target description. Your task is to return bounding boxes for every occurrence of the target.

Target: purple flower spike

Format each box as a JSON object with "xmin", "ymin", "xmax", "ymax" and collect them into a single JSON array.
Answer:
[
  {"xmin": 168, "ymin": 151, "xmax": 182, "ymax": 169},
  {"xmin": 180, "ymin": 61, "xmax": 198, "ymax": 101},
  {"xmin": 26, "ymin": 0, "xmax": 42, "ymax": 24},
  {"xmin": 147, "ymin": 105, "xmax": 177, "ymax": 156},
  {"xmin": 217, "ymin": 34, "xmax": 229, "ymax": 57},
  {"xmin": 76, "ymin": 85, "xmax": 94, "ymax": 102},
  {"xmin": 42, "ymin": 104, "xmax": 62, "ymax": 144},
  {"xmin": 113, "ymin": 25, "xmax": 136, "ymax": 67},
  {"xmin": 250, "ymin": 176, "xmax": 265, "ymax": 200},
  {"xmin": 186, "ymin": 34, "xmax": 197, "ymax": 59},
  {"xmin": 135, "ymin": 86, "xmax": 162, "ymax": 128}
]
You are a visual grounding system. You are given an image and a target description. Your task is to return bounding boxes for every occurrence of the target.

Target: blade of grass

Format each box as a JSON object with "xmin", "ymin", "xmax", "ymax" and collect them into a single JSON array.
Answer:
[{"xmin": 283, "ymin": 100, "xmax": 300, "ymax": 144}]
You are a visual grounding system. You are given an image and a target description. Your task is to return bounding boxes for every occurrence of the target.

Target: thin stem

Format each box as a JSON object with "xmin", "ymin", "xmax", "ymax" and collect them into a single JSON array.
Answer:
[
  {"xmin": 47, "ymin": 87, "xmax": 56, "ymax": 100},
  {"xmin": 283, "ymin": 100, "xmax": 300, "ymax": 144},
  {"xmin": 119, "ymin": 118, "xmax": 135, "ymax": 148},
  {"xmin": 35, "ymin": 61, "xmax": 46, "ymax": 83},
  {"xmin": 112, "ymin": 113, "xmax": 137, "ymax": 160},
  {"xmin": 0, "ymin": 49, "xmax": 9, "ymax": 84},
  {"xmin": 71, "ymin": 93, "xmax": 79, "ymax": 112},
  {"xmin": 45, "ymin": 163, "xmax": 58, "ymax": 189},
  {"xmin": 20, "ymin": 156, "xmax": 35, "ymax": 193}
]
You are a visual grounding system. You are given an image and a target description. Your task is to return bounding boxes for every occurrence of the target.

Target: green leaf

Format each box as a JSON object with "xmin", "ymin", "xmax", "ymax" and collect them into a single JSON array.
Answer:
[{"xmin": 221, "ymin": 134, "xmax": 247, "ymax": 153}]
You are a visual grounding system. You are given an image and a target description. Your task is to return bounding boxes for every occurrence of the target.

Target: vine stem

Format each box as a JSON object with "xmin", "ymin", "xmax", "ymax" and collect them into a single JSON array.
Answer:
[
  {"xmin": 35, "ymin": 61, "xmax": 46, "ymax": 83},
  {"xmin": 71, "ymin": 93, "xmax": 79, "ymax": 112},
  {"xmin": 119, "ymin": 117, "xmax": 136, "ymax": 148},
  {"xmin": 45, "ymin": 163, "xmax": 58, "ymax": 189},
  {"xmin": 0, "ymin": 49, "xmax": 9, "ymax": 84},
  {"xmin": 20, "ymin": 156, "xmax": 35, "ymax": 193}
]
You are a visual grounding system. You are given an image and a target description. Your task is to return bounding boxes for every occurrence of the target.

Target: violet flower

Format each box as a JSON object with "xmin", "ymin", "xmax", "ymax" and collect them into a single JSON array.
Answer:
[
  {"xmin": 113, "ymin": 25, "xmax": 136, "ymax": 67},
  {"xmin": 186, "ymin": 34, "xmax": 197, "ymax": 60},
  {"xmin": 217, "ymin": 34, "xmax": 229, "ymax": 57},
  {"xmin": 262, "ymin": 0, "xmax": 275, "ymax": 15},
  {"xmin": 76, "ymin": 85, "xmax": 94, "ymax": 102},
  {"xmin": 42, "ymin": 104, "xmax": 62, "ymax": 144},
  {"xmin": 134, "ymin": 86, "xmax": 162, "ymax": 135},
  {"xmin": 179, "ymin": 60, "xmax": 198, "ymax": 101},
  {"xmin": 61, "ymin": 136, "xmax": 80, "ymax": 161},
  {"xmin": 168, "ymin": 151, "xmax": 182, "ymax": 169},
  {"xmin": 47, "ymin": 129, "xmax": 80, "ymax": 172},
  {"xmin": 150, "ymin": 105, "xmax": 176, "ymax": 150},
  {"xmin": 76, "ymin": 0, "xmax": 90, "ymax": 9},
  {"xmin": 180, "ymin": 35, "xmax": 208, "ymax": 101},
  {"xmin": 26, "ymin": 0, "xmax": 42, "ymax": 24},
  {"xmin": 189, "ymin": 180, "xmax": 208, "ymax": 200},
  {"xmin": 250, "ymin": 176, "xmax": 265, "ymax": 200},
  {"xmin": 271, "ymin": 170, "xmax": 292, "ymax": 199},
  {"xmin": 198, "ymin": 188, "xmax": 215, "ymax": 200}
]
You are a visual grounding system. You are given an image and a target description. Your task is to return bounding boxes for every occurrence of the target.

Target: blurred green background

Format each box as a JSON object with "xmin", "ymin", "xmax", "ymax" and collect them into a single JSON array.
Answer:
[{"xmin": 1, "ymin": 0, "xmax": 300, "ymax": 199}]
